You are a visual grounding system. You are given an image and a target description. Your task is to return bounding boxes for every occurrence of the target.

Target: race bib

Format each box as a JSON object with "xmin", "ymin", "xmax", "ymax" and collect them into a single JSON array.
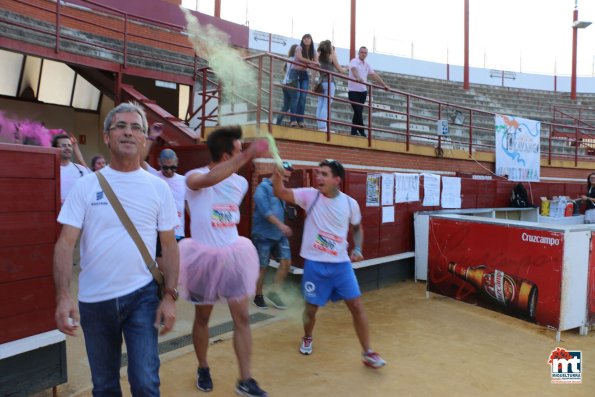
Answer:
[
  {"xmin": 211, "ymin": 204, "xmax": 240, "ymax": 228},
  {"xmin": 312, "ymin": 231, "xmax": 343, "ymax": 256}
]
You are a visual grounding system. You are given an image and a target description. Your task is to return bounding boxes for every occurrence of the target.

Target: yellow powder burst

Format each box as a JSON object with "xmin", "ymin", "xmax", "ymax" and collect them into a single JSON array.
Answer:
[
  {"xmin": 182, "ymin": 9, "xmax": 285, "ymax": 171},
  {"xmin": 182, "ymin": 8, "xmax": 256, "ymax": 104}
]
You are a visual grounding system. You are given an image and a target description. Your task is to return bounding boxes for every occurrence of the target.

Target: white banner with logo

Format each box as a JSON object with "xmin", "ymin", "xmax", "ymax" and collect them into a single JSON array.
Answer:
[{"xmin": 495, "ymin": 114, "xmax": 540, "ymax": 182}]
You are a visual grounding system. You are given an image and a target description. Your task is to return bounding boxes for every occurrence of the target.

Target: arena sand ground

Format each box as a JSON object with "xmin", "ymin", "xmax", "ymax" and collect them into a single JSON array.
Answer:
[{"xmin": 34, "ymin": 280, "xmax": 593, "ymax": 397}]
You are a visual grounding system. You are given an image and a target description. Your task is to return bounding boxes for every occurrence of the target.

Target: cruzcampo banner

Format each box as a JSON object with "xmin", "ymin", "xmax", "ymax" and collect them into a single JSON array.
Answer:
[{"xmin": 495, "ymin": 114, "xmax": 540, "ymax": 182}]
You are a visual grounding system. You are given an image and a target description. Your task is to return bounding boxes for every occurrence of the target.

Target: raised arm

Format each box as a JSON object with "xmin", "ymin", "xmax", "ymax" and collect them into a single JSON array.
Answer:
[
  {"xmin": 187, "ymin": 139, "xmax": 269, "ymax": 190},
  {"xmin": 140, "ymin": 122, "xmax": 163, "ymax": 166},
  {"xmin": 69, "ymin": 134, "xmax": 89, "ymax": 169},
  {"xmin": 271, "ymin": 167, "xmax": 296, "ymax": 205}
]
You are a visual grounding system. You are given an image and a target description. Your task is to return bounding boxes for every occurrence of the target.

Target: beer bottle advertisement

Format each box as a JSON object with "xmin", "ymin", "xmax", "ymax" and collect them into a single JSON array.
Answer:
[{"xmin": 427, "ymin": 217, "xmax": 567, "ymax": 329}]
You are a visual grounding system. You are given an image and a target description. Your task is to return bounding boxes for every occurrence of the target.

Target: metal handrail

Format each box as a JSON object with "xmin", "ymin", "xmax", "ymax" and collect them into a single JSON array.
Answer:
[
  {"xmin": 217, "ymin": 52, "xmax": 595, "ymax": 166},
  {"xmin": 6, "ymin": 0, "xmax": 198, "ymax": 76}
]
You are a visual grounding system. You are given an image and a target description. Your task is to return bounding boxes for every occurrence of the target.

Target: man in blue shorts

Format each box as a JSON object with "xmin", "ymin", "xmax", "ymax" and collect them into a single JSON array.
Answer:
[
  {"xmin": 251, "ymin": 161, "xmax": 295, "ymax": 309},
  {"xmin": 271, "ymin": 159, "xmax": 386, "ymax": 369}
]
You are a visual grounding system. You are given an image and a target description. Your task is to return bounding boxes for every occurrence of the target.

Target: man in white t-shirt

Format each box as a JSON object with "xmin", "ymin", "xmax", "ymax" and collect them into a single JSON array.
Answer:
[
  {"xmin": 348, "ymin": 46, "xmax": 390, "ymax": 137},
  {"xmin": 272, "ymin": 159, "xmax": 386, "ymax": 369},
  {"xmin": 52, "ymin": 133, "xmax": 91, "ymax": 203},
  {"xmin": 178, "ymin": 126, "xmax": 269, "ymax": 396},
  {"xmin": 144, "ymin": 148, "xmax": 187, "ymax": 268},
  {"xmin": 53, "ymin": 102, "xmax": 180, "ymax": 396}
]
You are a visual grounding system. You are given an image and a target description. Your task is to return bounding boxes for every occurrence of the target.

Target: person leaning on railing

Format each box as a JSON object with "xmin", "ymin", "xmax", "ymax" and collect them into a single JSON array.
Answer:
[
  {"xmin": 276, "ymin": 44, "xmax": 299, "ymax": 126},
  {"xmin": 314, "ymin": 40, "xmax": 347, "ymax": 133},
  {"xmin": 291, "ymin": 33, "xmax": 319, "ymax": 128},
  {"xmin": 348, "ymin": 46, "xmax": 389, "ymax": 137}
]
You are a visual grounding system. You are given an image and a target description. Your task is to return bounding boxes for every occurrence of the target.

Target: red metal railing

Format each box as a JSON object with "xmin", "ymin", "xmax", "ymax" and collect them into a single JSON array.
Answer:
[
  {"xmin": 215, "ymin": 52, "xmax": 595, "ymax": 166},
  {"xmin": 6, "ymin": 0, "xmax": 197, "ymax": 79},
  {"xmin": 5, "ymin": 1, "xmax": 595, "ymax": 165}
]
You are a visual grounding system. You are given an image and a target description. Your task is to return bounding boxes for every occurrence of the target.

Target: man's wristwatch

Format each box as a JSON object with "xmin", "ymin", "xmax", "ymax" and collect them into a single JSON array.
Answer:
[{"xmin": 163, "ymin": 287, "xmax": 179, "ymax": 301}]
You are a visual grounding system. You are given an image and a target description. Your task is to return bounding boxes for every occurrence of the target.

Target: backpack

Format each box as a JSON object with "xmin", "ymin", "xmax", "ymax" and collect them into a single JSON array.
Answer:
[{"xmin": 510, "ymin": 183, "xmax": 531, "ymax": 208}]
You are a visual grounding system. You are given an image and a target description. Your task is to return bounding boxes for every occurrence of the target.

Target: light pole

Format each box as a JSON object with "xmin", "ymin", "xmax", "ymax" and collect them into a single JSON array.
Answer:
[{"xmin": 570, "ymin": 1, "xmax": 591, "ymax": 100}]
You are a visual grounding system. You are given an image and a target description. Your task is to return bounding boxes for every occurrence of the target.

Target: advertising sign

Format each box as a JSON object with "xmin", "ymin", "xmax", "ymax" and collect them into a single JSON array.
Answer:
[
  {"xmin": 427, "ymin": 217, "xmax": 564, "ymax": 328},
  {"xmin": 495, "ymin": 114, "xmax": 540, "ymax": 182}
]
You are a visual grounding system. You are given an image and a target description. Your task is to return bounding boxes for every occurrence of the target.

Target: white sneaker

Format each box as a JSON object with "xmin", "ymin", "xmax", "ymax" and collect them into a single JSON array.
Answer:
[
  {"xmin": 300, "ymin": 336, "xmax": 313, "ymax": 355},
  {"xmin": 362, "ymin": 351, "xmax": 386, "ymax": 369}
]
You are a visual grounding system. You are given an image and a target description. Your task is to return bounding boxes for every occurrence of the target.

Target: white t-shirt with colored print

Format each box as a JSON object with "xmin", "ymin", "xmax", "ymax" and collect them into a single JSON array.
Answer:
[
  {"xmin": 57, "ymin": 166, "xmax": 178, "ymax": 303},
  {"xmin": 185, "ymin": 167, "xmax": 248, "ymax": 248},
  {"xmin": 294, "ymin": 187, "xmax": 362, "ymax": 263}
]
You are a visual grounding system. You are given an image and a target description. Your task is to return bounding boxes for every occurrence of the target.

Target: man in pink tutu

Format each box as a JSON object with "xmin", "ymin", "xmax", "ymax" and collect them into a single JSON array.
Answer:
[
  {"xmin": 178, "ymin": 126, "xmax": 269, "ymax": 397},
  {"xmin": 272, "ymin": 159, "xmax": 386, "ymax": 369}
]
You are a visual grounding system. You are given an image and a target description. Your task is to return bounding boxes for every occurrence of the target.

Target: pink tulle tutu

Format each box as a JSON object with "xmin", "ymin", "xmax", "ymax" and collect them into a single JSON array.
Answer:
[{"xmin": 178, "ymin": 237, "xmax": 259, "ymax": 304}]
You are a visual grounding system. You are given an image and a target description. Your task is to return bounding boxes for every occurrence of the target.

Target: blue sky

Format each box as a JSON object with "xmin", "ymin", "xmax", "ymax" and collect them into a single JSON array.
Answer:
[{"xmin": 182, "ymin": 0, "xmax": 595, "ymax": 76}]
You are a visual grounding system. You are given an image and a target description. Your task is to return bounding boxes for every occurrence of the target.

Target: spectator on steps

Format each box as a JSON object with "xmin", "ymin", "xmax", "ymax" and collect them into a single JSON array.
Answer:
[
  {"xmin": 348, "ymin": 46, "xmax": 389, "ymax": 137},
  {"xmin": 276, "ymin": 44, "xmax": 299, "ymax": 126},
  {"xmin": 291, "ymin": 33, "xmax": 319, "ymax": 128},
  {"xmin": 315, "ymin": 40, "xmax": 347, "ymax": 132}
]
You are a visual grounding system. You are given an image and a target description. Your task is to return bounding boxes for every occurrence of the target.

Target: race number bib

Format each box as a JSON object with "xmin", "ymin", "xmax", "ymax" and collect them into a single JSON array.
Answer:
[
  {"xmin": 211, "ymin": 204, "xmax": 240, "ymax": 228},
  {"xmin": 312, "ymin": 231, "xmax": 343, "ymax": 256}
]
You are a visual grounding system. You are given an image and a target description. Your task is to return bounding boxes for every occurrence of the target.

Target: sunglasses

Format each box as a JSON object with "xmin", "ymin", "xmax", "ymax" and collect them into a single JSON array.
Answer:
[
  {"xmin": 282, "ymin": 161, "xmax": 294, "ymax": 171},
  {"xmin": 161, "ymin": 165, "xmax": 177, "ymax": 171}
]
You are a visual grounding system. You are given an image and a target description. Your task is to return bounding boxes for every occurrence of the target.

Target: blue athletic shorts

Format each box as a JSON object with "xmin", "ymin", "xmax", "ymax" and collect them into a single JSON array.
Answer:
[
  {"xmin": 252, "ymin": 235, "xmax": 291, "ymax": 268},
  {"xmin": 302, "ymin": 259, "xmax": 361, "ymax": 306}
]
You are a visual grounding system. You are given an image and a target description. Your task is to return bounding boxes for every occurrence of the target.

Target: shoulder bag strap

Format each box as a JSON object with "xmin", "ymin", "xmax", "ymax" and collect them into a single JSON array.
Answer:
[
  {"xmin": 306, "ymin": 191, "xmax": 321, "ymax": 217},
  {"xmin": 96, "ymin": 171, "xmax": 164, "ymax": 286}
]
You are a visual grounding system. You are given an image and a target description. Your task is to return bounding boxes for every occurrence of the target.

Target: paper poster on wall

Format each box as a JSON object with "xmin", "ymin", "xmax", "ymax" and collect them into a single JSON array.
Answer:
[
  {"xmin": 422, "ymin": 173, "xmax": 441, "ymax": 206},
  {"xmin": 366, "ymin": 174, "xmax": 381, "ymax": 207},
  {"xmin": 381, "ymin": 173, "xmax": 395, "ymax": 206},
  {"xmin": 441, "ymin": 177, "xmax": 462, "ymax": 208},
  {"xmin": 494, "ymin": 114, "xmax": 540, "ymax": 182},
  {"xmin": 382, "ymin": 206, "xmax": 395, "ymax": 223},
  {"xmin": 395, "ymin": 173, "xmax": 420, "ymax": 203}
]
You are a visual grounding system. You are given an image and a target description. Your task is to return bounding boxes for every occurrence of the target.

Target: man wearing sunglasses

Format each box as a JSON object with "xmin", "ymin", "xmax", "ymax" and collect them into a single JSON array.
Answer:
[
  {"xmin": 272, "ymin": 159, "xmax": 386, "ymax": 369},
  {"xmin": 142, "ymin": 125, "xmax": 187, "ymax": 259},
  {"xmin": 144, "ymin": 146, "xmax": 187, "ymax": 254}
]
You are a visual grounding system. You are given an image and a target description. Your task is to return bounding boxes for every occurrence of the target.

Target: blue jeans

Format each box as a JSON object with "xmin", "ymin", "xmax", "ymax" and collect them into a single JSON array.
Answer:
[
  {"xmin": 292, "ymin": 70, "xmax": 309, "ymax": 123},
  {"xmin": 252, "ymin": 234, "xmax": 292, "ymax": 268},
  {"xmin": 79, "ymin": 281, "xmax": 161, "ymax": 397},
  {"xmin": 276, "ymin": 86, "xmax": 298, "ymax": 125},
  {"xmin": 316, "ymin": 81, "xmax": 336, "ymax": 131}
]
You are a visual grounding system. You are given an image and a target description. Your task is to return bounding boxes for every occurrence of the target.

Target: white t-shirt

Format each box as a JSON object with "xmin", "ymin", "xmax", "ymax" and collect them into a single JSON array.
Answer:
[
  {"xmin": 185, "ymin": 167, "xmax": 248, "ymax": 248},
  {"xmin": 58, "ymin": 166, "xmax": 178, "ymax": 303},
  {"xmin": 60, "ymin": 162, "xmax": 90, "ymax": 203},
  {"xmin": 146, "ymin": 164, "xmax": 186, "ymax": 238},
  {"xmin": 348, "ymin": 58, "xmax": 375, "ymax": 92},
  {"xmin": 294, "ymin": 188, "xmax": 362, "ymax": 263}
]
